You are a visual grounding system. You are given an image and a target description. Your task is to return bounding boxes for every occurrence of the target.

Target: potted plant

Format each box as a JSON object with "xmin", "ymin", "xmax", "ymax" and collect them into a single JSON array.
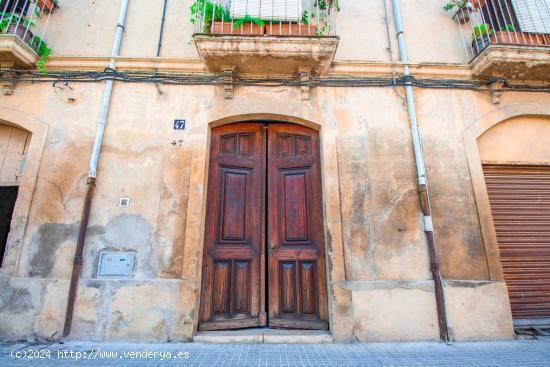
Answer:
[
  {"xmin": 443, "ymin": 0, "xmax": 474, "ymax": 24},
  {"xmin": 265, "ymin": 10, "xmax": 317, "ymax": 36},
  {"xmin": 37, "ymin": 0, "xmax": 59, "ymax": 13},
  {"xmin": 471, "ymin": 0, "xmax": 486, "ymax": 9},
  {"xmin": 491, "ymin": 24, "xmax": 548, "ymax": 46},
  {"xmin": 0, "ymin": 13, "xmax": 52, "ymax": 73},
  {"xmin": 189, "ymin": 0, "xmax": 230, "ymax": 33},
  {"xmin": 315, "ymin": 0, "xmax": 340, "ymax": 12},
  {"xmin": 232, "ymin": 15, "xmax": 265, "ymax": 35},
  {"xmin": 471, "ymin": 23, "xmax": 494, "ymax": 55},
  {"xmin": 271, "ymin": 0, "xmax": 340, "ymax": 36},
  {"xmin": 1, "ymin": 13, "xmax": 36, "ymax": 43}
]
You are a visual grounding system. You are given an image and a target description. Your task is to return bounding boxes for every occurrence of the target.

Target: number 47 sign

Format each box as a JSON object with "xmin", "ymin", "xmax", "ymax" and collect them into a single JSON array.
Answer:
[{"xmin": 173, "ymin": 119, "xmax": 186, "ymax": 130}]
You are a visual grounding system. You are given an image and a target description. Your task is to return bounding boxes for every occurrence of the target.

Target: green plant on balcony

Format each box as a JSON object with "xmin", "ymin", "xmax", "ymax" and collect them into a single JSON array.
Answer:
[
  {"xmin": 315, "ymin": 0, "xmax": 340, "ymax": 12},
  {"xmin": 444, "ymin": 0, "xmax": 476, "ymax": 24},
  {"xmin": 232, "ymin": 15, "xmax": 264, "ymax": 29},
  {"xmin": 0, "ymin": 13, "xmax": 34, "ymax": 33},
  {"xmin": 307, "ymin": 0, "xmax": 340, "ymax": 36},
  {"xmin": 189, "ymin": 0, "xmax": 230, "ymax": 32},
  {"xmin": 471, "ymin": 23, "xmax": 494, "ymax": 54},
  {"xmin": 0, "ymin": 12, "xmax": 52, "ymax": 73},
  {"xmin": 471, "ymin": 23, "xmax": 494, "ymax": 41},
  {"xmin": 443, "ymin": 0, "xmax": 470, "ymax": 12},
  {"xmin": 30, "ymin": 36, "xmax": 51, "ymax": 74}
]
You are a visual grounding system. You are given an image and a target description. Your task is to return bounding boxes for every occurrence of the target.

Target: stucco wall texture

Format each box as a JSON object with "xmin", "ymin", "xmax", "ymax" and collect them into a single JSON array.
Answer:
[{"xmin": 0, "ymin": 0, "xmax": 548, "ymax": 343}]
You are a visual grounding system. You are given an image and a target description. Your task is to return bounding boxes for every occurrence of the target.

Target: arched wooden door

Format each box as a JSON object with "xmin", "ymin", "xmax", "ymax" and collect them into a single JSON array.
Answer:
[{"xmin": 199, "ymin": 122, "xmax": 328, "ymax": 331}]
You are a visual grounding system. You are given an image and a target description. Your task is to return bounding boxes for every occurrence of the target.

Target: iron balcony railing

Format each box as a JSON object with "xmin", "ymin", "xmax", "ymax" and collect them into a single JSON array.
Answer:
[
  {"xmin": 0, "ymin": 0, "xmax": 55, "ymax": 52},
  {"xmin": 452, "ymin": 0, "xmax": 550, "ymax": 60},
  {"xmin": 191, "ymin": 0, "xmax": 338, "ymax": 37}
]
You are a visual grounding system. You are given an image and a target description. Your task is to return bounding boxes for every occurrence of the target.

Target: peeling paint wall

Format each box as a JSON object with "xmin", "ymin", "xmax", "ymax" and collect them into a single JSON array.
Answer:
[
  {"xmin": 0, "ymin": 0, "xmax": 548, "ymax": 344},
  {"xmin": 0, "ymin": 81, "xmax": 542, "ymax": 342}
]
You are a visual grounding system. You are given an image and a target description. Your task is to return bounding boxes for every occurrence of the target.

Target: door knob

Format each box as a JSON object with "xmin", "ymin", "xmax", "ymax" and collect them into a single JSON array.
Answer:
[{"xmin": 270, "ymin": 243, "xmax": 277, "ymax": 250}]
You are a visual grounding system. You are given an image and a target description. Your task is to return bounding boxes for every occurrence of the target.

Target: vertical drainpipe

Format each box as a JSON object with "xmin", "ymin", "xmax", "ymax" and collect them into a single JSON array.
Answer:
[
  {"xmin": 390, "ymin": 0, "xmax": 450, "ymax": 342},
  {"xmin": 63, "ymin": 0, "xmax": 130, "ymax": 338},
  {"xmin": 156, "ymin": 0, "xmax": 168, "ymax": 58}
]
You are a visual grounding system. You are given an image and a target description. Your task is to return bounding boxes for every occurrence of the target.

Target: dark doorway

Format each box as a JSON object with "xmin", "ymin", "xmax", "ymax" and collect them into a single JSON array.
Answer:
[{"xmin": 0, "ymin": 186, "xmax": 18, "ymax": 267}]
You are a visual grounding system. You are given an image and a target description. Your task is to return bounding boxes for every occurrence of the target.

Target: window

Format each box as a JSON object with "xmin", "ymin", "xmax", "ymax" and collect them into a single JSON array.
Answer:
[
  {"xmin": 481, "ymin": 0, "xmax": 550, "ymax": 34},
  {"xmin": 0, "ymin": 0, "xmax": 31, "ymax": 15},
  {"xmin": 511, "ymin": 0, "xmax": 550, "ymax": 34},
  {"xmin": 230, "ymin": 0, "xmax": 302, "ymax": 22}
]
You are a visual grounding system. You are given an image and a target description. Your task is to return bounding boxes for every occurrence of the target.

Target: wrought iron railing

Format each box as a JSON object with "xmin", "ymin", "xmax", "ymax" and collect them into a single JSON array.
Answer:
[
  {"xmin": 450, "ymin": 0, "xmax": 550, "ymax": 60},
  {"xmin": 191, "ymin": 0, "xmax": 338, "ymax": 37},
  {"xmin": 0, "ymin": 0, "xmax": 55, "ymax": 52}
]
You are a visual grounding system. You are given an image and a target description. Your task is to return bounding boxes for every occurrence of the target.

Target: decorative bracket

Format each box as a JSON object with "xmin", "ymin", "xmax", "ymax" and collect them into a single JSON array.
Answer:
[
  {"xmin": 488, "ymin": 80, "xmax": 505, "ymax": 105},
  {"xmin": 221, "ymin": 65, "xmax": 236, "ymax": 99},
  {"xmin": 298, "ymin": 67, "xmax": 312, "ymax": 101},
  {"xmin": 1, "ymin": 64, "xmax": 16, "ymax": 95}
]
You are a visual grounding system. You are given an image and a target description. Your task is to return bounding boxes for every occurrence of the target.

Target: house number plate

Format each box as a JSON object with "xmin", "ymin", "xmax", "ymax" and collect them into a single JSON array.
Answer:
[{"xmin": 173, "ymin": 119, "xmax": 186, "ymax": 130}]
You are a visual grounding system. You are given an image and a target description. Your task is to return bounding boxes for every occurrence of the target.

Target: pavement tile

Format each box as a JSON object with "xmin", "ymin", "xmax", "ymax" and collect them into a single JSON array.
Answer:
[{"xmin": 0, "ymin": 338, "xmax": 549, "ymax": 366}]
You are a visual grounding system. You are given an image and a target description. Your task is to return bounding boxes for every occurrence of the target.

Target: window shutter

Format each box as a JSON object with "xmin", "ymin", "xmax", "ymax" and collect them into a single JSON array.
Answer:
[
  {"xmin": 511, "ymin": 0, "xmax": 550, "ymax": 34},
  {"xmin": 230, "ymin": 0, "xmax": 303, "ymax": 22}
]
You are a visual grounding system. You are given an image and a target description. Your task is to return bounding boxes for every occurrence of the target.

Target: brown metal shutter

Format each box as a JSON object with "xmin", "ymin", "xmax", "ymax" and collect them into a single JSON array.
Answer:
[{"xmin": 483, "ymin": 164, "xmax": 550, "ymax": 321}]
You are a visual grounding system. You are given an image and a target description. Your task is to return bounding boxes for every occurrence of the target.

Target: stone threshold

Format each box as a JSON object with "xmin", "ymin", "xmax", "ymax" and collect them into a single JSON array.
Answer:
[{"xmin": 193, "ymin": 328, "xmax": 333, "ymax": 344}]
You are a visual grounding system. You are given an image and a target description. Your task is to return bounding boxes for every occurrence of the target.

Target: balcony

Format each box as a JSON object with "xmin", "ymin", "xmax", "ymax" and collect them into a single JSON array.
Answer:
[
  {"xmin": 0, "ymin": 0, "xmax": 55, "ymax": 70},
  {"xmin": 192, "ymin": 0, "xmax": 339, "ymax": 78},
  {"xmin": 452, "ymin": 0, "xmax": 550, "ymax": 81}
]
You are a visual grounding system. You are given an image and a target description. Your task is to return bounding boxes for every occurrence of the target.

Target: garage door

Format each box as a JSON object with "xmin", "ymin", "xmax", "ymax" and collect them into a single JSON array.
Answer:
[{"xmin": 483, "ymin": 164, "xmax": 550, "ymax": 325}]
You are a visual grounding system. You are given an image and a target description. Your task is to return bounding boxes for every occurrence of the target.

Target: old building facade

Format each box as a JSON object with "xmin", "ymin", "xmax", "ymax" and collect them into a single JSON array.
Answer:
[{"xmin": 0, "ymin": 0, "xmax": 549, "ymax": 342}]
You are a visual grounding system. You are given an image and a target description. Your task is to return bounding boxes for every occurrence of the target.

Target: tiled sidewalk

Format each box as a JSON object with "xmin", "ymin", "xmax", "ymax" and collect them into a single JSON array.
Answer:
[{"xmin": 1, "ymin": 337, "xmax": 550, "ymax": 366}]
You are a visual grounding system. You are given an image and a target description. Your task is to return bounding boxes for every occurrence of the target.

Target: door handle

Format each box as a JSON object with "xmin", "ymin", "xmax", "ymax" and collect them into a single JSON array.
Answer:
[{"xmin": 270, "ymin": 243, "xmax": 277, "ymax": 251}]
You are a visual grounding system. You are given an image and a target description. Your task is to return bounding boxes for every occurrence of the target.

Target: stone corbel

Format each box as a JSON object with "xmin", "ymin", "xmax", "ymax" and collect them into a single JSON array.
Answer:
[
  {"xmin": 488, "ymin": 80, "xmax": 504, "ymax": 105},
  {"xmin": 298, "ymin": 67, "xmax": 312, "ymax": 101},
  {"xmin": 1, "ymin": 63, "xmax": 16, "ymax": 95},
  {"xmin": 221, "ymin": 65, "xmax": 236, "ymax": 99}
]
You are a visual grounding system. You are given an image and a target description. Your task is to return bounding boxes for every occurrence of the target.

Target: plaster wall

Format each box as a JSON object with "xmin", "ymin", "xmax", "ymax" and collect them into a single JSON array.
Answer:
[
  {"xmin": 444, "ymin": 280, "xmax": 514, "ymax": 341},
  {"xmin": 478, "ymin": 115, "xmax": 550, "ymax": 163},
  {"xmin": 0, "ymin": 78, "xmax": 546, "ymax": 341},
  {"xmin": 46, "ymin": 0, "xmax": 469, "ymax": 63}
]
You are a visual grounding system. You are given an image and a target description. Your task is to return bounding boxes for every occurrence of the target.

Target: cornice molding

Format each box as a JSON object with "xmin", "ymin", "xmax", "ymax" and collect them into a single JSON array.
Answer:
[
  {"xmin": 46, "ymin": 55, "xmax": 473, "ymax": 79},
  {"xmin": 330, "ymin": 60, "xmax": 473, "ymax": 79},
  {"xmin": 47, "ymin": 56, "xmax": 208, "ymax": 73}
]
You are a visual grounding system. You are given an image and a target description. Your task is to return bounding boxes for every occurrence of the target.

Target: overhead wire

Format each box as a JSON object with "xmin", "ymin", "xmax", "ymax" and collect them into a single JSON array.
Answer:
[{"xmin": 1, "ymin": 68, "xmax": 549, "ymax": 93}]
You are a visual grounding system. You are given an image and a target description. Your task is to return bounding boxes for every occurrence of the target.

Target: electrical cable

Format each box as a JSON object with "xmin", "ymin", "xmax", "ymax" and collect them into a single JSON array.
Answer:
[{"xmin": 1, "ymin": 68, "xmax": 549, "ymax": 93}]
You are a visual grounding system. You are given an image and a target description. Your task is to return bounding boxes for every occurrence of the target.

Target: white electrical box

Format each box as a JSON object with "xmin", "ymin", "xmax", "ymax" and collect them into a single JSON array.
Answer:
[{"xmin": 97, "ymin": 251, "xmax": 134, "ymax": 278}]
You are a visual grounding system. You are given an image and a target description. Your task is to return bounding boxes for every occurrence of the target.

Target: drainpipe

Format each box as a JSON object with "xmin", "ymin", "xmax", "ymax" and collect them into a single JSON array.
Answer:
[
  {"xmin": 153, "ymin": 0, "xmax": 168, "ymax": 95},
  {"xmin": 63, "ymin": 0, "xmax": 130, "ymax": 338},
  {"xmin": 390, "ymin": 0, "xmax": 450, "ymax": 342},
  {"xmin": 156, "ymin": 0, "xmax": 168, "ymax": 58}
]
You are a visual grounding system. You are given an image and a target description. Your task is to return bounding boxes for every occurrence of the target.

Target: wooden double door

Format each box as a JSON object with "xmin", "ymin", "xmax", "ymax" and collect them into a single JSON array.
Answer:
[{"xmin": 199, "ymin": 122, "xmax": 328, "ymax": 331}]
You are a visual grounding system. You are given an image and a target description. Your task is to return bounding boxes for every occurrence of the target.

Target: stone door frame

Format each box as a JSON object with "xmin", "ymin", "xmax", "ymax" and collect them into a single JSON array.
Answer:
[
  {"xmin": 0, "ymin": 106, "xmax": 49, "ymax": 276},
  {"xmin": 463, "ymin": 104, "xmax": 550, "ymax": 281},
  {"xmin": 179, "ymin": 113, "xmax": 352, "ymax": 341}
]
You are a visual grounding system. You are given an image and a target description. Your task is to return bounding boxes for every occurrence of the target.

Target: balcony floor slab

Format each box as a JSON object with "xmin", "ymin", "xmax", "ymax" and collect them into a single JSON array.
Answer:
[{"xmin": 194, "ymin": 34, "xmax": 339, "ymax": 77}]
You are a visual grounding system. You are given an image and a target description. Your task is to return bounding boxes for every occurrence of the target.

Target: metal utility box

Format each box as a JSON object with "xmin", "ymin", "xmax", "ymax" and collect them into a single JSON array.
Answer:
[{"xmin": 97, "ymin": 251, "xmax": 134, "ymax": 278}]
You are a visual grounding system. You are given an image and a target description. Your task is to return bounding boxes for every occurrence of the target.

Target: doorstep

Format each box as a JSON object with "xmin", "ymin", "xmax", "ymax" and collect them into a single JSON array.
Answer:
[{"xmin": 193, "ymin": 328, "xmax": 334, "ymax": 344}]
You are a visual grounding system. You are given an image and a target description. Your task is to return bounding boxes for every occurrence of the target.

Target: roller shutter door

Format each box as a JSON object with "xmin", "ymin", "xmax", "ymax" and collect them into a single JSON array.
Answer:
[{"xmin": 483, "ymin": 164, "xmax": 550, "ymax": 324}]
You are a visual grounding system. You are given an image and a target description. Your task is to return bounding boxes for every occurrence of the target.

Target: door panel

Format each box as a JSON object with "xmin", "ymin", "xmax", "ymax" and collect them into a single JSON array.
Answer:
[
  {"xmin": 199, "ymin": 122, "xmax": 328, "ymax": 331},
  {"xmin": 199, "ymin": 123, "xmax": 265, "ymax": 331},
  {"xmin": 267, "ymin": 124, "xmax": 328, "ymax": 329}
]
